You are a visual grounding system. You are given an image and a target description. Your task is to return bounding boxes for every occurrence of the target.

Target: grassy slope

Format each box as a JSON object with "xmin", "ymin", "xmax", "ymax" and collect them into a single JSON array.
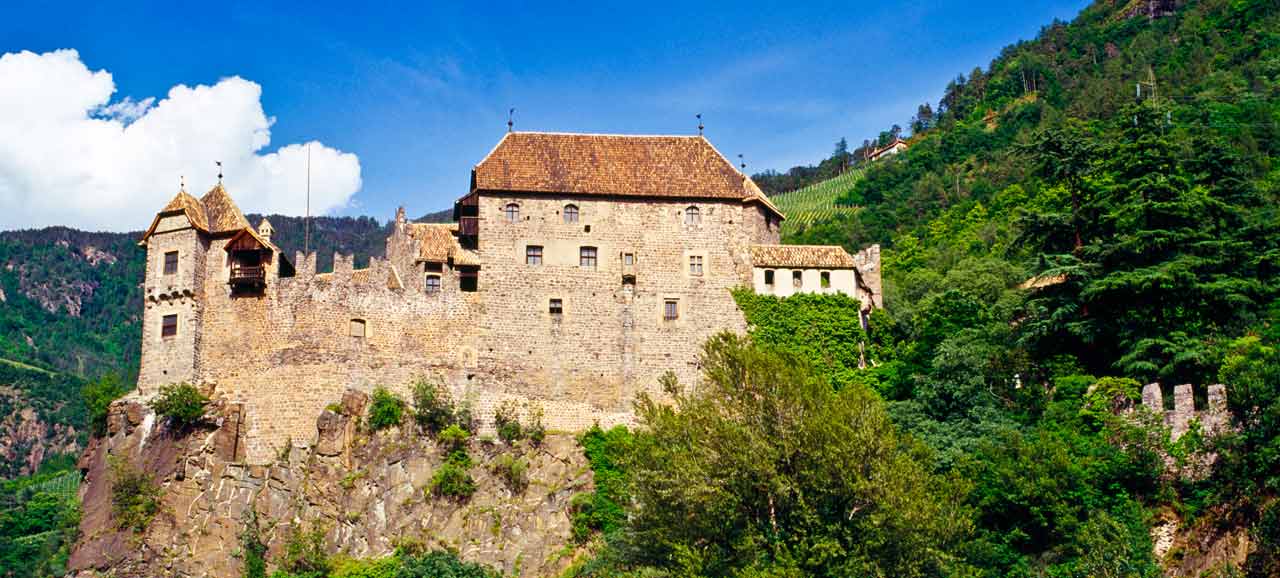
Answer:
[{"xmin": 768, "ymin": 168, "xmax": 864, "ymax": 236}]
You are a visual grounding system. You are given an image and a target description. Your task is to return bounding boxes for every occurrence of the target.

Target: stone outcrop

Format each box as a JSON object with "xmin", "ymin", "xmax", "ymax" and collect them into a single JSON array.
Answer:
[
  {"xmin": 0, "ymin": 387, "xmax": 81, "ymax": 477},
  {"xmin": 69, "ymin": 391, "xmax": 591, "ymax": 578}
]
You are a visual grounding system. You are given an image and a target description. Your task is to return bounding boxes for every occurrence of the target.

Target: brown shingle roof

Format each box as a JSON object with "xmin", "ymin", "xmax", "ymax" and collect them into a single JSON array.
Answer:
[
  {"xmin": 407, "ymin": 223, "xmax": 480, "ymax": 266},
  {"xmin": 472, "ymin": 132, "xmax": 781, "ymax": 217},
  {"xmin": 200, "ymin": 183, "xmax": 252, "ymax": 234},
  {"xmin": 138, "ymin": 189, "xmax": 209, "ymax": 244},
  {"xmin": 750, "ymin": 245, "xmax": 857, "ymax": 269}
]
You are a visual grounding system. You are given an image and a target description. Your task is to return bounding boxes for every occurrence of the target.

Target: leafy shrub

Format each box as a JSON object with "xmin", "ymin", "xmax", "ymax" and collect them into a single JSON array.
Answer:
[
  {"xmin": 438, "ymin": 424, "xmax": 470, "ymax": 454},
  {"xmin": 277, "ymin": 522, "xmax": 330, "ymax": 577},
  {"xmin": 239, "ymin": 508, "xmax": 268, "ymax": 578},
  {"xmin": 411, "ymin": 378, "xmax": 455, "ymax": 434},
  {"xmin": 526, "ymin": 406, "xmax": 546, "ymax": 447},
  {"xmin": 329, "ymin": 555, "xmax": 400, "ymax": 578},
  {"xmin": 430, "ymin": 458, "xmax": 476, "ymax": 499},
  {"xmin": 148, "ymin": 382, "xmax": 209, "ymax": 429},
  {"xmin": 83, "ymin": 373, "xmax": 127, "ymax": 437},
  {"xmin": 490, "ymin": 454, "xmax": 529, "ymax": 493},
  {"xmin": 494, "ymin": 400, "xmax": 523, "ymax": 444},
  {"xmin": 571, "ymin": 425, "xmax": 632, "ymax": 542},
  {"xmin": 399, "ymin": 550, "xmax": 500, "ymax": 578},
  {"xmin": 109, "ymin": 456, "xmax": 160, "ymax": 532},
  {"xmin": 366, "ymin": 387, "xmax": 405, "ymax": 431}
]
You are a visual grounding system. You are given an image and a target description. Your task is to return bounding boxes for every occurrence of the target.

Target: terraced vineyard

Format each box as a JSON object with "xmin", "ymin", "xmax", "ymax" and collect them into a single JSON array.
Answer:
[{"xmin": 768, "ymin": 168, "xmax": 864, "ymax": 233}]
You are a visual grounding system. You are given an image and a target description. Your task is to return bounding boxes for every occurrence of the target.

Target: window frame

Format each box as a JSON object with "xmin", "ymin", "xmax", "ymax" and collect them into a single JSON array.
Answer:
[
  {"xmin": 503, "ymin": 202, "xmax": 520, "ymax": 223},
  {"xmin": 623, "ymin": 253, "xmax": 635, "ymax": 266},
  {"xmin": 425, "ymin": 274, "xmax": 441, "ymax": 293},
  {"xmin": 349, "ymin": 318, "xmax": 367, "ymax": 338},
  {"xmin": 549, "ymin": 298, "xmax": 563, "ymax": 316},
  {"xmin": 689, "ymin": 255, "xmax": 703, "ymax": 276},
  {"xmin": 579, "ymin": 246, "xmax": 598, "ymax": 269},
  {"xmin": 563, "ymin": 204, "xmax": 579, "ymax": 223},
  {"xmin": 663, "ymin": 299, "xmax": 679, "ymax": 321},
  {"xmin": 161, "ymin": 314, "xmax": 178, "ymax": 338},
  {"xmin": 764, "ymin": 269, "xmax": 775, "ymax": 286},
  {"xmin": 684, "ymin": 205, "xmax": 701, "ymax": 225},
  {"xmin": 792, "ymin": 270, "xmax": 803, "ymax": 288},
  {"xmin": 163, "ymin": 251, "xmax": 178, "ymax": 275},
  {"xmin": 526, "ymin": 245, "xmax": 543, "ymax": 266}
]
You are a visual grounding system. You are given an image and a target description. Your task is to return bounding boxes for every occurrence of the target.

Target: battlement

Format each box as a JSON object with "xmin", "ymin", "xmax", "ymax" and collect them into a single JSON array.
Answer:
[{"xmin": 1140, "ymin": 383, "xmax": 1230, "ymax": 440}]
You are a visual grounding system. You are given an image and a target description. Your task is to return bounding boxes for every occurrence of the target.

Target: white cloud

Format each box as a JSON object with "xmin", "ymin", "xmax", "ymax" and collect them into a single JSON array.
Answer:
[{"xmin": 0, "ymin": 49, "xmax": 362, "ymax": 232}]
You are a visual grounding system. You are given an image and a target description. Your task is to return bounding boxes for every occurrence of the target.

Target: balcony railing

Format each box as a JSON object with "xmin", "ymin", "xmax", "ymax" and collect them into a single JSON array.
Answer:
[{"xmin": 229, "ymin": 264, "xmax": 266, "ymax": 288}]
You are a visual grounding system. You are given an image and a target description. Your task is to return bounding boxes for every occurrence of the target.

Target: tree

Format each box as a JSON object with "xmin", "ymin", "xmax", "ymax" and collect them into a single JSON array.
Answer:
[{"xmin": 617, "ymin": 333, "xmax": 973, "ymax": 577}]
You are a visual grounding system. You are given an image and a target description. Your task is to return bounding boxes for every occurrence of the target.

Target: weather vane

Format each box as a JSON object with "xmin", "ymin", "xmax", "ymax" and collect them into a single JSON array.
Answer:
[
  {"xmin": 508, "ymin": 108, "xmax": 515, "ymax": 132},
  {"xmin": 180, "ymin": 175, "xmax": 185, "ymax": 191},
  {"xmin": 697, "ymin": 113, "xmax": 703, "ymax": 135},
  {"xmin": 216, "ymin": 161, "xmax": 223, "ymax": 183},
  {"xmin": 738, "ymin": 153, "xmax": 745, "ymax": 171}
]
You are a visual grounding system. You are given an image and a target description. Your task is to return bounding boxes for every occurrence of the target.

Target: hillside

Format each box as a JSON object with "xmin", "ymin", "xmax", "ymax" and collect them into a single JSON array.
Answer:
[{"xmin": 768, "ymin": 167, "xmax": 864, "ymax": 236}]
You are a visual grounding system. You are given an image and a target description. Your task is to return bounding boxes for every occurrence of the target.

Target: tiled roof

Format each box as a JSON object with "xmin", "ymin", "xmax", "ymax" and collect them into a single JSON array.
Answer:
[
  {"xmin": 200, "ymin": 183, "xmax": 252, "ymax": 234},
  {"xmin": 749, "ymin": 244, "xmax": 857, "ymax": 269},
  {"xmin": 472, "ymin": 132, "xmax": 781, "ymax": 216},
  {"xmin": 407, "ymin": 223, "xmax": 480, "ymax": 266},
  {"xmin": 1018, "ymin": 274, "xmax": 1068, "ymax": 290},
  {"xmin": 139, "ymin": 189, "xmax": 209, "ymax": 244}
]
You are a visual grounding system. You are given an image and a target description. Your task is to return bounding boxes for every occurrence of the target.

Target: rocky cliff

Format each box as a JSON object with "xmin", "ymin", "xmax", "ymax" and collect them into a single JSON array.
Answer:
[{"xmin": 68, "ymin": 389, "xmax": 591, "ymax": 577}]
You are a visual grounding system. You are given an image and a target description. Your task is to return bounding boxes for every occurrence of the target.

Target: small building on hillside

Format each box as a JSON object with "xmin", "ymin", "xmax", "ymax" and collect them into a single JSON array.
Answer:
[
  {"xmin": 750, "ymin": 243, "xmax": 882, "ymax": 326},
  {"xmin": 868, "ymin": 137, "xmax": 909, "ymax": 161}
]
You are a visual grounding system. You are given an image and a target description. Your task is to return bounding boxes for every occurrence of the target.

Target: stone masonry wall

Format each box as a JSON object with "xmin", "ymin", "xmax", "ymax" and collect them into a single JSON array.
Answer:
[
  {"xmin": 139, "ymin": 214, "xmax": 207, "ymax": 389},
  {"xmin": 1140, "ymin": 382, "xmax": 1230, "ymax": 441}
]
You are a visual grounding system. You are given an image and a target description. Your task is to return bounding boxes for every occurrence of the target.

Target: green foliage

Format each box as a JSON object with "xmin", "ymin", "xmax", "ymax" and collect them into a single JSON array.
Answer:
[
  {"xmin": 611, "ymin": 333, "xmax": 972, "ymax": 577},
  {"xmin": 411, "ymin": 378, "xmax": 456, "ymax": 434},
  {"xmin": 148, "ymin": 382, "xmax": 210, "ymax": 429},
  {"xmin": 494, "ymin": 400, "xmax": 523, "ymax": 444},
  {"xmin": 0, "ymin": 463, "xmax": 81, "ymax": 578},
  {"xmin": 490, "ymin": 454, "xmax": 529, "ymax": 493},
  {"xmin": 83, "ymin": 372, "xmax": 128, "ymax": 437},
  {"xmin": 239, "ymin": 508, "xmax": 269, "ymax": 578},
  {"xmin": 430, "ymin": 458, "xmax": 477, "ymax": 500},
  {"xmin": 277, "ymin": 522, "xmax": 331, "ymax": 578},
  {"xmin": 397, "ymin": 549, "xmax": 501, "ymax": 578},
  {"xmin": 1214, "ymin": 334, "xmax": 1280, "ymax": 500},
  {"xmin": 572, "ymin": 425, "xmax": 632, "ymax": 543},
  {"xmin": 366, "ymin": 387, "xmax": 405, "ymax": 432},
  {"xmin": 329, "ymin": 556, "xmax": 401, "ymax": 578},
  {"xmin": 438, "ymin": 424, "xmax": 470, "ymax": 453},
  {"xmin": 109, "ymin": 456, "xmax": 160, "ymax": 532}
]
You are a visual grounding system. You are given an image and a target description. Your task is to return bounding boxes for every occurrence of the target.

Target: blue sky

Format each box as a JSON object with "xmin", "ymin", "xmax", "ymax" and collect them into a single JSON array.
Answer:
[{"xmin": 3, "ymin": 0, "xmax": 1089, "ymax": 225}]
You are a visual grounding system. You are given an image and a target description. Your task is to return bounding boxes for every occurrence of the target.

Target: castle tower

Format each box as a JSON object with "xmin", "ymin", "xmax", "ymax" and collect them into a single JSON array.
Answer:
[{"xmin": 137, "ymin": 185, "xmax": 211, "ymax": 392}]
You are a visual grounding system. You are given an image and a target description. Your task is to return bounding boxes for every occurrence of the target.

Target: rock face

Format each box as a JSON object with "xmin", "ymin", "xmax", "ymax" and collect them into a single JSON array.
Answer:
[
  {"xmin": 0, "ymin": 387, "xmax": 81, "ymax": 477},
  {"xmin": 69, "ymin": 391, "xmax": 592, "ymax": 577}
]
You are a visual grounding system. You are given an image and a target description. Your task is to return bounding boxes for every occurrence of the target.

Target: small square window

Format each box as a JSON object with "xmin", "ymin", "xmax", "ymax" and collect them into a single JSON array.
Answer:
[
  {"xmin": 689, "ymin": 255, "xmax": 703, "ymax": 276},
  {"xmin": 820, "ymin": 271, "xmax": 831, "ymax": 288},
  {"xmin": 663, "ymin": 299, "xmax": 679, "ymax": 321},
  {"xmin": 793, "ymin": 270, "xmax": 803, "ymax": 288},
  {"xmin": 526, "ymin": 245, "xmax": 543, "ymax": 266},
  {"xmin": 425, "ymin": 275, "xmax": 441, "ymax": 293},
  {"xmin": 349, "ymin": 319, "xmax": 366, "ymax": 338},
  {"xmin": 163, "ymin": 251, "xmax": 178, "ymax": 275},
  {"xmin": 580, "ymin": 246, "xmax": 598, "ymax": 269},
  {"xmin": 549, "ymin": 298, "xmax": 563, "ymax": 316},
  {"xmin": 623, "ymin": 253, "xmax": 634, "ymax": 266},
  {"xmin": 161, "ymin": 314, "xmax": 177, "ymax": 338},
  {"xmin": 764, "ymin": 270, "xmax": 775, "ymax": 285}
]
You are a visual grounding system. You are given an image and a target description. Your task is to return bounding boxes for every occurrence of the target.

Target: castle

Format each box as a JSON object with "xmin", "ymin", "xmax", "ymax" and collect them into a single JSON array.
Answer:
[{"xmin": 137, "ymin": 132, "xmax": 882, "ymax": 462}]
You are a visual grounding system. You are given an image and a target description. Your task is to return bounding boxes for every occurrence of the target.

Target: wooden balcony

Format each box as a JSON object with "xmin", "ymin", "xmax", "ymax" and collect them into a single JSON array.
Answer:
[
  {"xmin": 229, "ymin": 263, "xmax": 266, "ymax": 289},
  {"xmin": 459, "ymin": 216, "xmax": 481, "ymax": 237}
]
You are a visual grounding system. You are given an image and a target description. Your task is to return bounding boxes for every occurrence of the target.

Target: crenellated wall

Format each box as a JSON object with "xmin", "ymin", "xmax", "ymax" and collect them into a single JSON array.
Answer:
[{"xmin": 1140, "ymin": 382, "xmax": 1230, "ymax": 441}]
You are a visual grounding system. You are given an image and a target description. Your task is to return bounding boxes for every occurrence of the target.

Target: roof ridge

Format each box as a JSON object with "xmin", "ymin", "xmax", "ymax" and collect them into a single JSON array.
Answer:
[{"xmin": 508, "ymin": 130, "xmax": 704, "ymax": 139}]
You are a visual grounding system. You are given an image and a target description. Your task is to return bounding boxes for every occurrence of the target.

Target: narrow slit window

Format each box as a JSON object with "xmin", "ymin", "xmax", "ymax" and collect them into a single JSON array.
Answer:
[
  {"xmin": 684, "ymin": 206, "xmax": 701, "ymax": 225},
  {"xmin": 549, "ymin": 298, "xmax": 563, "ymax": 316},
  {"xmin": 526, "ymin": 245, "xmax": 543, "ymax": 265},
  {"xmin": 580, "ymin": 246, "xmax": 597, "ymax": 269},
  {"xmin": 504, "ymin": 203, "xmax": 520, "ymax": 223},
  {"xmin": 163, "ymin": 251, "xmax": 178, "ymax": 275},
  {"xmin": 689, "ymin": 255, "xmax": 703, "ymax": 276},
  {"xmin": 563, "ymin": 204, "xmax": 579, "ymax": 223},
  {"xmin": 349, "ymin": 319, "xmax": 366, "ymax": 338},
  {"xmin": 161, "ymin": 314, "xmax": 177, "ymax": 338},
  {"xmin": 425, "ymin": 274, "xmax": 441, "ymax": 293},
  {"xmin": 663, "ymin": 299, "xmax": 679, "ymax": 321}
]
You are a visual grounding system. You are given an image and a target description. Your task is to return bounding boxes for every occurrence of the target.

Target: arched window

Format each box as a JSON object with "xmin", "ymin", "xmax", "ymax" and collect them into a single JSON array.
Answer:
[
  {"xmin": 684, "ymin": 206, "xmax": 701, "ymax": 225},
  {"xmin": 563, "ymin": 204, "xmax": 579, "ymax": 223},
  {"xmin": 504, "ymin": 203, "xmax": 520, "ymax": 223}
]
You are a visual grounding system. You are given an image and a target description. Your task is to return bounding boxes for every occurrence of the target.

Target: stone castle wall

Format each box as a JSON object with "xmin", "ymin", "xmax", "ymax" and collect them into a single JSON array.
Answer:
[
  {"xmin": 1140, "ymin": 382, "xmax": 1230, "ymax": 441},
  {"xmin": 138, "ymin": 196, "xmax": 784, "ymax": 463}
]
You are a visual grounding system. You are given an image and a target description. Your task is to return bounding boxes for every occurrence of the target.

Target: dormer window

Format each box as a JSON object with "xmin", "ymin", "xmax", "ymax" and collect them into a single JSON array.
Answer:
[
  {"xmin": 504, "ymin": 203, "xmax": 520, "ymax": 223},
  {"xmin": 564, "ymin": 204, "xmax": 579, "ymax": 223},
  {"xmin": 684, "ymin": 206, "xmax": 701, "ymax": 225},
  {"xmin": 425, "ymin": 275, "xmax": 441, "ymax": 293}
]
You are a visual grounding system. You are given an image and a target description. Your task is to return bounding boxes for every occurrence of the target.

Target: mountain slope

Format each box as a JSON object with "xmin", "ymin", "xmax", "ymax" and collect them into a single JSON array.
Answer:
[{"xmin": 769, "ymin": 168, "xmax": 864, "ymax": 235}]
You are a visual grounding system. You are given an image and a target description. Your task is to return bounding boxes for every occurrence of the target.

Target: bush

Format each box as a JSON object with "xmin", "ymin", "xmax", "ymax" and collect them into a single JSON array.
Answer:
[
  {"xmin": 109, "ymin": 456, "xmax": 160, "ymax": 532},
  {"xmin": 430, "ymin": 457, "xmax": 476, "ymax": 499},
  {"xmin": 83, "ymin": 373, "xmax": 128, "ymax": 437},
  {"xmin": 411, "ymin": 379, "xmax": 455, "ymax": 434},
  {"xmin": 491, "ymin": 454, "xmax": 529, "ymax": 493},
  {"xmin": 571, "ymin": 425, "xmax": 633, "ymax": 542},
  {"xmin": 527, "ymin": 406, "xmax": 546, "ymax": 447},
  {"xmin": 399, "ymin": 550, "xmax": 500, "ymax": 578},
  {"xmin": 494, "ymin": 400, "xmax": 523, "ymax": 444},
  {"xmin": 148, "ymin": 382, "xmax": 209, "ymax": 429},
  {"xmin": 277, "ymin": 522, "xmax": 330, "ymax": 577},
  {"xmin": 438, "ymin": 424, "xmax": 470, "ymax": 453},
  {"xmin": 239, "ymin": 508, "xmax": 268, "ymax": 578},
  {"xmin": 366, "ymin": 387, "xmax": 405, "ymax": 431}
]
